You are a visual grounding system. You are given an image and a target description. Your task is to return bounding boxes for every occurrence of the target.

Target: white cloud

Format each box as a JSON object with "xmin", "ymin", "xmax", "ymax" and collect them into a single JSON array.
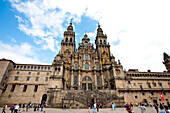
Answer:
[
  {"xmin": 8, "ymin": 0, "xmax": 170, "ymax": 72},
  {"xmin": 11, "ymin": 38, "xmax": 17, "ymax": 43},
  {"xmin": 0, "ymin": 41, "xmax": 45, "ymax": 64}
]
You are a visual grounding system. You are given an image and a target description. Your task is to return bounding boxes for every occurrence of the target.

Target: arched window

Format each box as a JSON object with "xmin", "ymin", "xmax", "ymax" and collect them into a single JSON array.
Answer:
[
  {"xmin": 66, "ymin": 38, "xmax": 68, "ymax": 42},
  {"xmin": 75, "ymin": 64, "xmax": 77, "ymax": 70},
  {"xmin": 96, "ymin": 65, "xmax": 99, "ymax": 70},
  {"xmin": 100, "ymin": 40, "xmax": 102, "ymax": 44},
  {"xmin": 97, "ymin": 76, "xmax": 100, "ymax": 85},
  {"xmin": 85, "ymin": 55, "xmax": 88, "ymax": 60},
  {"xmin": 82, "ymin": 77, "xmax": 86, "ymax": 81},
  {"xmin": 88, "ymin": 77, "xmax": 92, "ymax": 81},
  {"xmin": 104, "ymin": 40, "xmax": 106, "ymax": 44},
  {"xmin": 70, "ymin": 38, "xmax": 72, "ymax": 42},
  {"xmin": 74, "ymin": 76, "xmax": 77, "ymax": 85},
  {"xmin": 85, "ymin": 63, "xmax": 89, "ymax": 70}
]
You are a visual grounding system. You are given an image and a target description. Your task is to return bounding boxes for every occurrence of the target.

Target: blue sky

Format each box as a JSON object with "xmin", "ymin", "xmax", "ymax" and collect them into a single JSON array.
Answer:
[{"xmin": 0, "ymin": 0, "xmax": 170, "ymax": 72}]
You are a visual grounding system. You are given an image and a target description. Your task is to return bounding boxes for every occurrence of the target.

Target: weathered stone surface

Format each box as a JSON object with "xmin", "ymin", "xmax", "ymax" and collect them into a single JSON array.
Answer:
[{"xmin": 0, "ymin": 23, "xmax": 170, "ymax": 108}]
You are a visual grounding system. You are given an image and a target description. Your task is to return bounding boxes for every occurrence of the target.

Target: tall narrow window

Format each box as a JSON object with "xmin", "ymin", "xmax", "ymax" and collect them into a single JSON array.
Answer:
[
  {"xmin": 100, "ymin": 40, "xmax": 102, "ymax": 44},
  {"xmin": 35, "ymin": 77, "xmax": 39, "ymax": 81},
  {"xmin": 48, "ymin": 67, "xmax": 50, "ymax": 70},
  {"xmin": 74, "ymin": 76, "xmax": 77, "ymax": 85},
  {"xmin": 75, "ymin": 64, "xmax": 77, "ymax": 70},
  {"xmin": 45, "ymin": 77, "xmax": 48, "ymax": 81},
  {"xmin": 148, "ymin": 83, "xmax": 151, "ymax": 88},
  {"xmin": 140, "ymin": 85, "xmax": 143, "ymax": 90},
  {"xmin": 27, "ymin": 77, "xmax": 30, "ymax": 81},
  {"xmin": 104, "ymin": 40, "xmax": 106, "ymax": 44},
  {"xmin": 85, "ymin": 55, "xmax": 88, "ymax": 60},
  {"xmin": 153, "ymin": 83, "xmax": 156, "ymax": 86},
  {"xmin": 159, "ymin": 83, "xmax": 163, "ymax": 90},
  {"xmin": 97, "ymin": 76, "xmax": 100, "ymax": 85},
  {"xmin": 70, "ymin": 38, "xmax": 72, "ymax": 42},
  {"xmin": 34, "ymin": 85, "xmax": 38, "ymax": 92},
  {"xmin": 11, "ymin": 85, "xmax": 16, "ymax": 92},
  {"xmin": 23, "ymin": 85, "xmax": 27, "ymax": 92},
  {"xmin": 66, "ymin": 38, "xmax": 68, "ymax": 42},
  {"xmin": 14, "ymin": 76, "xmax": 18, "ymax": 81},
  {"xmin": 85, "ymin": 63, "xmax": 89, "ymax": 70},
  {"xmin": 96, "ymin": 65, "xmax": 99, "ymax": 70},
  {"xmin": 127, "ymin": 86, "xmax": 129, "ymax": 90}
]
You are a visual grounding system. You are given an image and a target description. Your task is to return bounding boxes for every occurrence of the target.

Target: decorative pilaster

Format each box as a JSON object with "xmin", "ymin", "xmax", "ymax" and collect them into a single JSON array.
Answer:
[
  {"xmin": 71, "ymin": 69, "xmax": 73, "ymax": 90},
  {"xmin": 94, "ymin": 70, "xmax": 97, "ymax": 90},
  {"xmin": 107, "ymin": 69, "xmax": 111, "ymax": 89},
  {"xmin": 101, "ymin": 71, "xmax": 104, "ymax": 89},
  {"xmin": 78, "ymin": 70, "xmax": 81, "ymax": 89}
]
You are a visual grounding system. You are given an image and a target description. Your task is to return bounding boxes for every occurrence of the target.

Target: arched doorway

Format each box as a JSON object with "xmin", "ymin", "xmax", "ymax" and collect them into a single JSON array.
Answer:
[
  {"xmin": 41, "ymin": 94, "xmax": 47, "ymax": 105},
  {"xmin": 82, "ymin": 77, "xmax": 92, "ymax": 90}
]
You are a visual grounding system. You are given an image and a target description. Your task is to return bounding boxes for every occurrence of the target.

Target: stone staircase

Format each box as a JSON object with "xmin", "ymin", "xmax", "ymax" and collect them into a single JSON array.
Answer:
[{"xmin": 62, "ymin": 90, "xmax": 124, "ymax": 108}]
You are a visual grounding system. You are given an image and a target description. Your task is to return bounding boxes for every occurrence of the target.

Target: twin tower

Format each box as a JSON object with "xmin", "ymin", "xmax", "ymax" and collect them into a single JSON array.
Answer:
[{"xmin": 52, "ymin": 21, "xmax": 123, "ymax": 90}]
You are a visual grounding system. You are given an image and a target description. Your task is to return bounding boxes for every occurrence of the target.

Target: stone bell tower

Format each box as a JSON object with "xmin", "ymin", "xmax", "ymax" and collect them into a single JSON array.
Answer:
[
  {"xmin": 95, "ymin": 24, "xmax": 111, "ymax": 64},
  {"xmin": 61, "ymin": 21, "xmax": 75, "ymax": 55}
]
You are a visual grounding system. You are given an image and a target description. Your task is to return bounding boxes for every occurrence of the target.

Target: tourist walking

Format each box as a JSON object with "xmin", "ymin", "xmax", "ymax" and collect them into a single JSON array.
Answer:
[
  {"xmin": 93, "ymin": 103, "xmax": 97, "ymax": 113},
  {"xmin": 10, "ymin": 105, "xmax": 14, "ymax": 113},
  {"xmin": 14, "ymin": 104, "xmax": 19, "ymax": 113},
  {"xmin": 125, "ymin": 103, "xmax": 132, "ymax": 113},
  {"xmin": 159, "ymin": 105, "xmax": 166, "ymax": 113},
  {"xmin": 112, "ymin": 103, "xmax": 115, "ymax": 111},
  {"xmin": 154, "ymin": 103, "xmax": 159, "ymax": 113},
  {"xmin": 2, "ymin": 105, "xmax": 6, "ymax": 113},
  {"xmin": 139, "ymin": 103, "xmax": 146, "ymax": 113},
  {"xmin": 22, "ymin": 104, "xmax": 26, "ymax": 112},
  {"xmin": 88, "ymin": 105, "xmax": 91, "ymax": 113}
]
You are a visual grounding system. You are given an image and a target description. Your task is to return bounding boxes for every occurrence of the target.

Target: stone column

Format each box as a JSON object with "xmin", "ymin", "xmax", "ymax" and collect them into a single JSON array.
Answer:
[
  {"xmin": 78, "ymin": 70, "xmax": 81, "ymax": 89},
  {"xmin": 71, "ymin": 69, "xmax": 73, "ymax": 90},
  {"xmin": 64, "ymin": 67, "xmax": 67, "ymax": 90},
  {"xmin": 94, "ymin": 70, "xmax": 97, "ymax": 90},
  {"xmin": 107, "ymin": 69, "xmax": 111, "ymax": 89},
  {"xmin": 101, "ymin": 71, "xmax": 104, "ymax": 89}
]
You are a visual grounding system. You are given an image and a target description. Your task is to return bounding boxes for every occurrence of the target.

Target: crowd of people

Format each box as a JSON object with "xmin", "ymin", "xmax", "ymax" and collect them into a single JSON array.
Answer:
[
  {"xmin": 2, "ymin": 101, "xmax": 47, "ymax": 113},
  {"xmin": 1, "ymin": 101, "xmax": 170, "ymax": 113},
  {"xmin": 124, "ymin": 102, "xmax": 170, "ymax": 113}
]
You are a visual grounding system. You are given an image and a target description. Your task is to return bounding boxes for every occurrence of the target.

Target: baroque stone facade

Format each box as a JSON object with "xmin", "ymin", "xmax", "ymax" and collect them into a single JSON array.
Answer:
[{"xmin": 0, "ymin": 22, "xmax": 170, "ymax": 108}]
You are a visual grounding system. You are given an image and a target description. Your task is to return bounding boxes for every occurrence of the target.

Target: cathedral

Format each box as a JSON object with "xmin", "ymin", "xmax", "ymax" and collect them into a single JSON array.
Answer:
[{"xmin": 0, "ymin": 22, "xmax": 170, "ymax": 108}]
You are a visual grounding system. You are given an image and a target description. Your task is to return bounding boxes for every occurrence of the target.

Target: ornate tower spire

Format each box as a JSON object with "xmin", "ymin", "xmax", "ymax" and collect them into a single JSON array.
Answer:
[{"xmin": 61, "ymin": 21, "xmax": 75, "ymax": 54}]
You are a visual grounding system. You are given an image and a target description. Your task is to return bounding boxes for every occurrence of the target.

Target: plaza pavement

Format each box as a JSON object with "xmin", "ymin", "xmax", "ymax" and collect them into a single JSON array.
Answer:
[{"xmin": 0, "ymin": 107, "xmax": 157, "ymax": 113}]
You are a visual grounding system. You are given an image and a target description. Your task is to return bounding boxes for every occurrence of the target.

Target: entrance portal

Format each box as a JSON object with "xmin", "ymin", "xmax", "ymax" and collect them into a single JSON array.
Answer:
[
  {"xmin": 82, "ymin": 77, "xmax": 92, "ymax": 90},
  {"xmin": 41, "ymin": 94, "xmax": 47, "ymax": 105}
]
